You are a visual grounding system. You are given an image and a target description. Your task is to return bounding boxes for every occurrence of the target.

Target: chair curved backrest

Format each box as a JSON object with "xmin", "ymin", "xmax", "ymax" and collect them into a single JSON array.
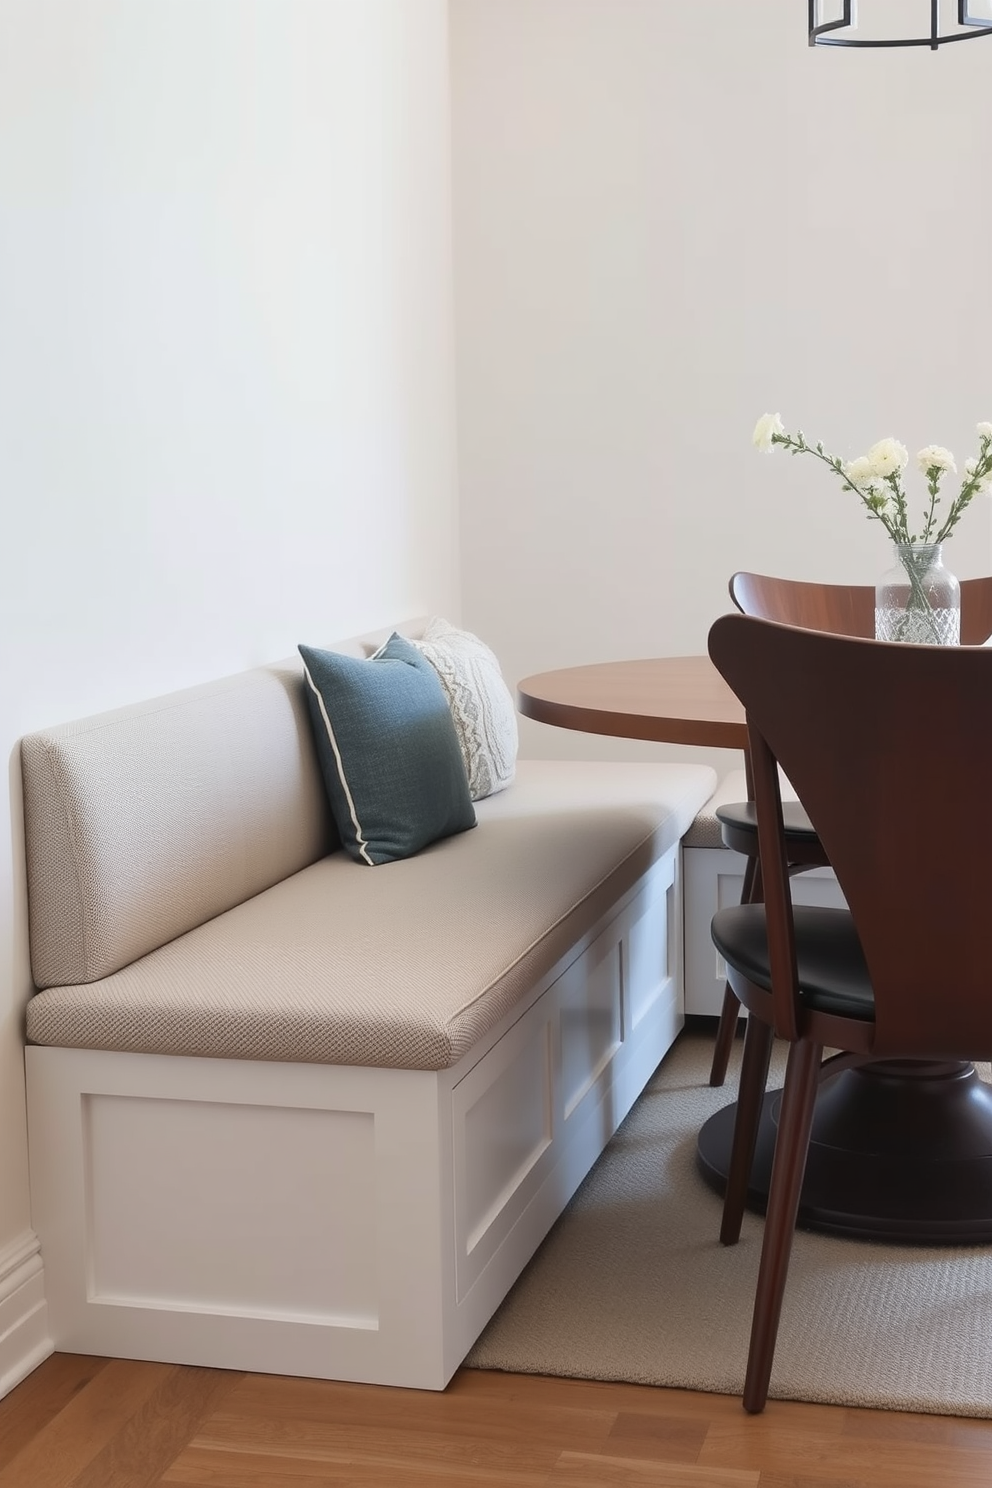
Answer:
[
  {"xmin": 729, "ymin": 571, "xmax": 992, "ymax": 646},
  {"xmin": 707, "ymin": 613, "xmax": 992, "ymax": 1060}
]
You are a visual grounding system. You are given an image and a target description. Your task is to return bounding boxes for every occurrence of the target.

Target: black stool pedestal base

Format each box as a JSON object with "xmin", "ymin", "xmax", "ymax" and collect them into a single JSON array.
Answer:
[{"xmin": 697, "ymin": 1060, "xmax": 992, "ymax": 1244}]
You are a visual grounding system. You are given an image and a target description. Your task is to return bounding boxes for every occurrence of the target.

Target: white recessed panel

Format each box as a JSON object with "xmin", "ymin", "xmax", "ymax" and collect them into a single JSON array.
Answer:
[
  {"xmin": 625, "ymin": 871, "xmax": 673, "ymax": 1030},
  {"xmin": 713, "ymin": 866, "xmax": 747, "ymax": 980},
  {"xmin": 560, "ymin": 932, "xmax": 621, "ymax": 1121},
  {"xmin": 460, "ymin": 1024, "xmax": 553, "ymax": 1256},
  {"xmin": 84, "ymin": 1095, "xmax": 378, "ymax": 1326}
]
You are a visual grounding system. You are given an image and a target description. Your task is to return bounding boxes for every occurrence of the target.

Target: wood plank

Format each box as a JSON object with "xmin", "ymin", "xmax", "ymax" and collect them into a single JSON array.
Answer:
[
  {"xmin": 606, "ymin": 1410, "xmax": 708, "ymax": 1463},
  {"xmin": 840, "ymin": 1404, "xmax": 992, "ymax": 1452},
  {"xmin": 183, "ymin": 1422, "xmax": 569, "ymax": 1479},
  {"xmin": 548, "ymin": 1451, "xmax": 758, "ymax": 1486},
  {"xmin": 0, "ymin": 1354, "xmax": 109, "ymax": 1471},
  {"xmin": 699, "ymin": 1415, "xmax": 992, "ymax": 1488},
  {"xmin": 207, "ymin": 1373, "xmax": 617, "ymax": 1457},
  {"xmin": 6, "ymin": 1355, "xmax": 992, "ymax": 1488},
  {"xmin": 0, "ymin": 1360, "xmax": 175, "ymax": 1488},
  {"xmin": 456, "ymin": 1370, "xmax": 732, "ymax": 1419},
  {"xmin": 754, "ymin": 1476, "xmax": 866, "ymax": 1488},
  {"xmin": 162, "ymin": 1443, "xmax": 552, "ymax": 1486},
  {"xmin": 66, "ymin": 1365, "xmax": 241, "ymax": 1488}
]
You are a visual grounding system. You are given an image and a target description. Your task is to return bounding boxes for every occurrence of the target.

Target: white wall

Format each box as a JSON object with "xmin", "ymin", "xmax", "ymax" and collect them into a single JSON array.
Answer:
[
  {"xmin": 450, "ymin": 0, "xmax": 992, "ymax": 770},
  {"xmin": 0, "ymin": 0, "xmax": 458, "ymax": 1379}
]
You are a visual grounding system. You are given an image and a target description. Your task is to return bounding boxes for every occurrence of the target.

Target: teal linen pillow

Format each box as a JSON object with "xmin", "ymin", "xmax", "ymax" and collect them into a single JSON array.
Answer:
[{"xmin": 299, "ymin": 633, "xmax": 476, "ymax": 866}]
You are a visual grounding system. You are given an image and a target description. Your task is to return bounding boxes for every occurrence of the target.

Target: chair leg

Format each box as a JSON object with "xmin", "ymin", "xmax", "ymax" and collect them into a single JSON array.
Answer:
[
  {"xmin": 720, "ymin": 1014, "xmax": 774, "ymax": 1247},
  {"xmin": 709, "ymin": 983, "xmax": 743, "ymax": 1087},
  {"xmin": 709, "ymin": 854, "xmax": 759, "ymax": 1087},
  {"xmin": 742, "ymin": 1037, "xmax": 822, "ymax": 1415}
]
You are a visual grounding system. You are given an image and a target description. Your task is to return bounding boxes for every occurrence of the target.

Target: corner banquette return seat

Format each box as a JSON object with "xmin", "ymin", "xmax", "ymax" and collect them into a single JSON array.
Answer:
[{"xmin": 19, "ymin": 619, "xmax": 716, "ymax": 1390}]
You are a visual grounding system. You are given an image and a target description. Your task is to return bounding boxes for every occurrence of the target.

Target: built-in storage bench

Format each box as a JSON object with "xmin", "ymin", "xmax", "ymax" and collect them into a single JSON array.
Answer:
[{"xmin": 19, "ymin": 622, "xmax": 718, "ymax": 1390}]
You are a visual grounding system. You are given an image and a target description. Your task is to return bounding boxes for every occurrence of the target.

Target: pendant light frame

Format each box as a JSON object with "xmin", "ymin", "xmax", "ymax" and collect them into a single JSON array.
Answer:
[{"xmin": 809, "ymin": 1, "xmax": 992, "ymax": 48}]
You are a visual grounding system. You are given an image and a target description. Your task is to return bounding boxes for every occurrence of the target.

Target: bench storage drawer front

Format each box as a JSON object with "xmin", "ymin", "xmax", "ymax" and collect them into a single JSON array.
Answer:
[{"xmin": 452, "ymin": 851, "xmax": 680, "ymax": 1308}]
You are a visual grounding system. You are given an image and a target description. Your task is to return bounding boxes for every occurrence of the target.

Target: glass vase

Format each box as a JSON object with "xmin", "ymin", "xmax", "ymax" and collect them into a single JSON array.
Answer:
[{"xmin": 874, "ymin": 542, "xmax": 960, "ymax": 645}]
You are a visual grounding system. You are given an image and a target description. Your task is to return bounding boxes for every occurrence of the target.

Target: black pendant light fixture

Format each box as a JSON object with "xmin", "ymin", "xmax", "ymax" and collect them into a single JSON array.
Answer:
[{"xmin": 809, "ymin": 1, "xmax": 992, "ymax": 47}]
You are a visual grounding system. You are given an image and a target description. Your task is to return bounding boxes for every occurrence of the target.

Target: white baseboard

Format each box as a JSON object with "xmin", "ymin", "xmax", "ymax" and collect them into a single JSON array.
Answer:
[{"xmin": 0, "ymin": 1231, "xmax": 53, "ymax": 1400}]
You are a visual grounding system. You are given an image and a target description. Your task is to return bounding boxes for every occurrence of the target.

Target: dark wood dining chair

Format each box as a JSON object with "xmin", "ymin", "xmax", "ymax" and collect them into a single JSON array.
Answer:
[
  {"xmin": 707, "ymin": 569, "xmax": 992, "ymax": 1087},
  {"xmin": 706, "ymin": 613, "xmax": 992, "ymax": 1413}
]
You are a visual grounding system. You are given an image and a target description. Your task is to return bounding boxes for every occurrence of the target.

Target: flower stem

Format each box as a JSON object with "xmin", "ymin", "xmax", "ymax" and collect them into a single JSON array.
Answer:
[
  {"xmin": 772, "ymin": 433, "xmax": 904, "ymax": 542},
  {"xmin": 891, "ymin": 545, "xmax": 942, "ymax": 644}
]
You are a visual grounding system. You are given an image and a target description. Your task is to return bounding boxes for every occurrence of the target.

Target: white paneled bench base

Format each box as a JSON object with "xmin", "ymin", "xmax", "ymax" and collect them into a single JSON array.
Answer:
[
  {"xmin": 20, "ymin": 622, "xmax": 717, "ymax": 1391},
  {"xmin": 681, "ymin": 770, "xmax": 847, "ymax": 1018}
]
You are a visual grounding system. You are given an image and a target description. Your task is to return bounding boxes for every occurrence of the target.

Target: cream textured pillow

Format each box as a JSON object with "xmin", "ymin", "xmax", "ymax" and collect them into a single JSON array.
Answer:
[{"xmin": 414, "ymin": 617, "xmax": 518, "ymax": 799}]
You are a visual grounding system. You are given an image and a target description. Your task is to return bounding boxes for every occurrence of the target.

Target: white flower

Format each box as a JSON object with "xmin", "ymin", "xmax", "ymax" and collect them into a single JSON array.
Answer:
[
  {"xmin": 866, "ymin": 438, "xmax": 909, "ymax": 478},
  {"xmin": 752, "ymin": 412, "xmax": 986, "ymax": 546},
  {"xmin": 752, "ymin": 412, "xmax": 784, "ymax": 452},
  {"xmin": 966, "ymin": 458, "xmax": 992, "ymax": 493},
  {"xmin": 916, "ymin": 444, "xmax": 957, "ymax": 476},
  {"xmin": 843, "ymin": 455, "xmax": 876, "ymax": 485}
]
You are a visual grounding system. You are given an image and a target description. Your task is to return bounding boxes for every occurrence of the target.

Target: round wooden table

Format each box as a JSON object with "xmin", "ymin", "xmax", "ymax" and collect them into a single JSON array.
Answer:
[
  {"xmin": 517, "ymin": 655, "xmax": 747, "ymax": 750},
  {"xmin": 519, "ymin": 656, "xmax": 992, "ymax": 1244}
]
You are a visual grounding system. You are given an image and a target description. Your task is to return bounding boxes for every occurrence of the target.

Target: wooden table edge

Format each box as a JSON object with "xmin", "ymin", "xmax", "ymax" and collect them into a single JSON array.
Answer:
[{"xmin": 516, "ymin": 690, "xmax": 745, "ymax": 750}]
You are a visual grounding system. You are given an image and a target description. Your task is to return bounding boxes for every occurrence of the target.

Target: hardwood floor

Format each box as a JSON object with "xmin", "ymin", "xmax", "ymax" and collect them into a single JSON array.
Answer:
[{"xmin": 1, "ymin": 1356, "xmax": 991, "ymax": 1487}]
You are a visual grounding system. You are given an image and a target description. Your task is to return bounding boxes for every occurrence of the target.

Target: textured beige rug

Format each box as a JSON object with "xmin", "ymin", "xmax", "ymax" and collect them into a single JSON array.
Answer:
[{"xmin": 466, "ymin": 1031, "xmax": 992, "ymax": 1416}]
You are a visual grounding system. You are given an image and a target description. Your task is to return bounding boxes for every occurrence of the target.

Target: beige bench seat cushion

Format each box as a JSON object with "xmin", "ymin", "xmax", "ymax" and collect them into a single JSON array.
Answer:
[
  {"xmin": 681, "ymin": 768, "xmax": 801, "ymax": 849},
  {"xmin": 681, "ymin": 770, "xmax": 750, "ymax": 849},
  {"xmin": 25, "ymin": 759, "xmax": 715, "ymax": 1071}
]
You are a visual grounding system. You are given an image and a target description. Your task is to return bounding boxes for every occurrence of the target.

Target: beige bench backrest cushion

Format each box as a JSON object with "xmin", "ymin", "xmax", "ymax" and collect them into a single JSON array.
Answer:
[{"xmin": 20, "ymin": 622, "xmax": 424, "ymax": 988}]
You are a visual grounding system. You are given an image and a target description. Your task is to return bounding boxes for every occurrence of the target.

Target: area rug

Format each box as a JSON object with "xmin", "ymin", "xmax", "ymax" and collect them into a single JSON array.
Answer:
[{"xmin": 466, "ymin": 1031, "xmax": 992, "ymax": 1416}]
